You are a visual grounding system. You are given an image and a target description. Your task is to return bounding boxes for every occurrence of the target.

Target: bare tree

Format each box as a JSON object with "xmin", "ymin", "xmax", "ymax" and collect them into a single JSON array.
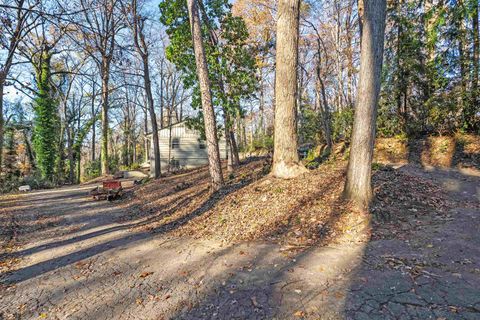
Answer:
[
  {"xmin": 0, "ymin": 0, "xmax": 39, "ymax": 173},
  {"xmin": 77, "ymin": 0, "xmax": 122, "ymax": 175},
  {"xmin": 187, "ymin": 0, "xmax": 223, "ymax": 190},
  {"xmin": 304, "ymin": 18, "xmax": 333, "ymax": 151},
  {"xmin": 122, "ymin": 0, "xmax": 161, "ymax": 178},
  {"xmin": 344, "ymin": 0, "xmax": 387, "ymax": 208},
  {"xmin": 271, "ymin": 0, "xmax": 307, "ymax": 179}
]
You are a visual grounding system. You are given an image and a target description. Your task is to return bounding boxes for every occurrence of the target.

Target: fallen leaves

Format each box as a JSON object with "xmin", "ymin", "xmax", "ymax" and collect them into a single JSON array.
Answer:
[
  {"xmin": 119, "ymin": 158, "xmax": 364, "ymax": 247},
  {"xmin": 370, "ymin": 167, "xmax": 455, "ymax": 240},
  {"xmin": 294, "ymin": 310, "xmax": 306, "ymax": 317},
  {"xmin": 139, "ymin": 271, "xmax": 154, "ymax": 278}
]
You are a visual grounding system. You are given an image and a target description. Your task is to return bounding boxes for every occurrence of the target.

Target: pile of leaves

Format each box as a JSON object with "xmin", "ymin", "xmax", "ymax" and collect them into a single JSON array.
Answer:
[
  {"xmin": 119, "ymin": 158, "xmax": 369, "ymax": 247},
  {"xmin": 370, "ymin": 166, "xmax": 455, "ymax": 240},
  {"xmin": 120, "ymin": 154, "xmax": 465, "ymax": 247}
]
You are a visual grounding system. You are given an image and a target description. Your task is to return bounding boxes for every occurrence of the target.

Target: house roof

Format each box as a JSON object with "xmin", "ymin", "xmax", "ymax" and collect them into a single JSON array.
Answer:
[{"xmin": 145, "ymin": 121, "xmax": 187, "ymax": 136}]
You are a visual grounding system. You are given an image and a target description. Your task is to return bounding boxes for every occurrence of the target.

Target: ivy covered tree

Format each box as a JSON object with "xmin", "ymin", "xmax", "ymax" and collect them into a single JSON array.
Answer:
[
  {"xmin": 2, "ymin": 127, "xmax": 19, "ymax": 189},
  {"xmin": 32, "ymin": 49, "xmax": 60, "ymax": 182}
]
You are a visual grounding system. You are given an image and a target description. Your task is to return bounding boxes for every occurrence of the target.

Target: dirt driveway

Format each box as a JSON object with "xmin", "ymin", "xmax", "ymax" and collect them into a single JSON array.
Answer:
[{"xmin": 0, "ymin": 165, "xmax": 479, "ymax": 319}]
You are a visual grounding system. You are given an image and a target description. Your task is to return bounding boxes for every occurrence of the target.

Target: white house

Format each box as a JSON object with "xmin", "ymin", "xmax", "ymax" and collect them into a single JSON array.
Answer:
[{"xmin": 148, "ymin": 121, "xmax": 227, "ymax": 175}]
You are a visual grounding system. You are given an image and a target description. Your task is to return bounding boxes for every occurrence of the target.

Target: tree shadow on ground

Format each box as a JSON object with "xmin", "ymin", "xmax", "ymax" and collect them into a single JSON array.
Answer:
[
  {"xmin": 152, "ymin": 172, "xmax": 362, "ymax": 319},
  {"xmin": 0, "ymin": 160, "xmax": 267, "ymax": 285},
  {"xmin": 343, "ymin": 165, "xmax": 480, "ymax": 319},
  {"xmin": 155, "ymin": 165, "xmax": 480, "ymax": 319}
]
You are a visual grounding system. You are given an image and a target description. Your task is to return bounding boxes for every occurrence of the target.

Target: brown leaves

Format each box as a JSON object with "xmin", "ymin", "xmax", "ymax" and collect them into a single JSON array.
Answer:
[
  {"xmin": 293, "ymin": 310, "xmax": 306, "ymax": 317},
  {"xmin": 139, "ymin": 271, "xmax": 154, "ymax": 278},
  {"xmin": 119, "ymin": 158, "xmax": 367, "ymax": 249}
]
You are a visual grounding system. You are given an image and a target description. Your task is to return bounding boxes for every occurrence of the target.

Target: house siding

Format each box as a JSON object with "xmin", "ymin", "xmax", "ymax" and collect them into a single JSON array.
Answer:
[{"xmin": 149, "ymin": 122, "xmax": 227, "ymax": 174}]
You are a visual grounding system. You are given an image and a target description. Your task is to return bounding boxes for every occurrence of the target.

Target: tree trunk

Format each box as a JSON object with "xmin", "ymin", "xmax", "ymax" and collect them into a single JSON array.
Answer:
[
  {"xmin": 344, "ymin": 0, "xmax": 387, "ymax": 209},
  {"xmin": 230, "ymin": 129, "xmax": 240, "ymax": 165},
  {"xmin": 143, "ymin": 56, "xmax": 161, "ymax": 178},
  {"xmin": 91, "ymin": 82, "xmax": 96, "ymax": 162},
  {"xmin": 259, "ymin": 68, "xmax": 266, "ymax": 136},
  {"xmin": 316, "ymin": 58, "xmax": 333, "ymax": 150},
  {"xmin": 0, "ymin": 80, "xmax": 4, "ymax": 174},
  {"xmin": 23, "ymin": 130, "xmax": 35, "ymax": 170},
  {"xmin": 271, "ymin": 0, "xmax": 307, "ymax": 179},
  {"xmin": 471, "ymin": 0, "xmax": 479, "ymax": 129},
  {"xmin": 187, "ymin": 0, "xmax": 224, "ymax": 190},
  {"xmin": 100, "ymin": 63, "xmax": 110, "ymax": 175},
  {"xmin": 143, "ymin": 114, "xmax": 149, "ymax": 163},
  {"xmin": 159, "ymin": 64, "xmax": 165, "ymax": 129},
  {"xmin": 225, "ymin": 127, "xmax": 233, "ymax": 172},
  {"xmin": 316, "ymin": 79, "xmax": 332, "ymax": 150},
  {"xmin": 67, "ymin": 127, "xmax": 74, "ymax": 183}
]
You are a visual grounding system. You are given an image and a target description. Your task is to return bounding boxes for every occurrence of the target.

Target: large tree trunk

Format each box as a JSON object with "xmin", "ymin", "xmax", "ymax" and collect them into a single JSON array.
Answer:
[
  {"xmin": 271, "ymin": 0, "xmax": 307, "ymax": 179},
  {"xmin": 344, "ymin": 0, "xmax": 387, "ymax": 209},
  {"xmin": 187, "ymin": 0, "xmax": 224, "ymax": 190},
  {"xmin": 143, "ymin": 57, "xmax": 161, "ymax": 178},
  {"xmin": 100, "ymin": 62, "xmax": 110, "ymax": 175}
]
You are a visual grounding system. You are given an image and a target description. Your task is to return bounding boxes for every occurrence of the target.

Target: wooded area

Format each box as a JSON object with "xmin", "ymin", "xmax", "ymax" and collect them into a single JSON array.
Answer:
[
  {"xmin": 0, "ymin": 0, "xmax": 478, "ymax": 201},
  {"xmin": 1, "ymin": 1, "xmax": 480, "ymax": 318}
]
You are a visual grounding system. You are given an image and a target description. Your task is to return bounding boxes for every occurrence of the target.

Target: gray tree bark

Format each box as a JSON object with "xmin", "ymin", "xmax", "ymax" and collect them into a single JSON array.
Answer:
[
  {"xmin": 91, "ymin": 82, "xmax": 96, "ymax": 162},
  {"xmin": 344, "ymin": 0, "xmax": 387, "ymax": 209},
  {"xmin": 127, "ymin": 0, "xmax": 161, "ymax": 178},
  {"xmin": 271, "ymin": 0, "xmax": 307, "ymax": 179},
  {"xmin": 187, "ymin": 0, "xmax": 224, "ymax": 190},
  {"xmin": 100, "ymin": 63, "xmax": 110, "ymax": 175}
]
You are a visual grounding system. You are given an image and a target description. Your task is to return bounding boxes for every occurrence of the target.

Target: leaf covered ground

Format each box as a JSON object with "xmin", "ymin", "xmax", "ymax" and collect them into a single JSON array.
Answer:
[
  {"xmin": 118, "ymin": 158, "xmax": 370, "ymax": 248},
  {"xmin": 118, "ymin": 153, "xmax": 472, "ymax": 250}
]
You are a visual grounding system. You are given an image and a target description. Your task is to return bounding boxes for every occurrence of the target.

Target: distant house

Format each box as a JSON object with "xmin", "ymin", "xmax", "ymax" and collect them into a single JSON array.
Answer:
[{"xmin": 147, "ymin": 121, "xmax": 227, "ymax": 175}]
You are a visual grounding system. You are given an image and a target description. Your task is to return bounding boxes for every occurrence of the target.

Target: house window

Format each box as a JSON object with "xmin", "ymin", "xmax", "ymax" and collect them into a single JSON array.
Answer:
[
  {"xmin": 171, "ymin": 138, "xmax": 180, "ymax": 149},
  {"xmin": 198, "ymin": 139, "xmax": 206, "ymax": 149}
]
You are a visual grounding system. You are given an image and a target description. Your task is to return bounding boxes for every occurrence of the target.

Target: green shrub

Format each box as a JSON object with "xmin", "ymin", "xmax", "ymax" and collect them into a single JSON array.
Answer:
[
  {"xmin": 83, "ymin": 159, "xmax": 101, "ymax": 181},
  {"xmin": 248, "ymin": 134, "xmax": 273, "ymax": 153},
  {"xmin": 332, "ymin": 109, "xmax": 354, "ymax": 142},
  {"xmin": 372, "ymin": 162, "xmax": 382, "ymax": 171},
  {"xmin": 306, "ymin": 161, "xmax": 320, "ymax": 169}
]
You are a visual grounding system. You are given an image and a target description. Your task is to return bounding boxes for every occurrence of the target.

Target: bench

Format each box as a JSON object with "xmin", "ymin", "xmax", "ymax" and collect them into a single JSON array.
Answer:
[{"xmin": 90, "ymin": 180, "xmax": 123, "ymax": 201}]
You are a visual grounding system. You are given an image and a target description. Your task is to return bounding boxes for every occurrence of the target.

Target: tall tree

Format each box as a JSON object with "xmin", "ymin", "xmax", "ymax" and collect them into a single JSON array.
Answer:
[
  {"xmin": 78, "ymin": 0, "xmax": 122, "ymax": 175},
  {"xmin": 0, "ymin": 0, "xmax": 39, "ymax": 174},
  {"xmin": 271, "ymin": 0, "xmax": 307, "ymax": 179},
  {"xmin": 344, "ymin": 0, "xmax": 387, "ymax": 208},
  {"xmin": 186, "ymin": 0, "xmax": 224, "ymax": 190},
  {"xmin": 123, "ymin": 0, "xmax": 161, "ymax": 178},
  {"xmin": 470, "ymin": 0, "xmax": 479, "ymax": 130},
  {"xmin": 32, "ymin": 49, "xmax": 60, "ymax": 182}
]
